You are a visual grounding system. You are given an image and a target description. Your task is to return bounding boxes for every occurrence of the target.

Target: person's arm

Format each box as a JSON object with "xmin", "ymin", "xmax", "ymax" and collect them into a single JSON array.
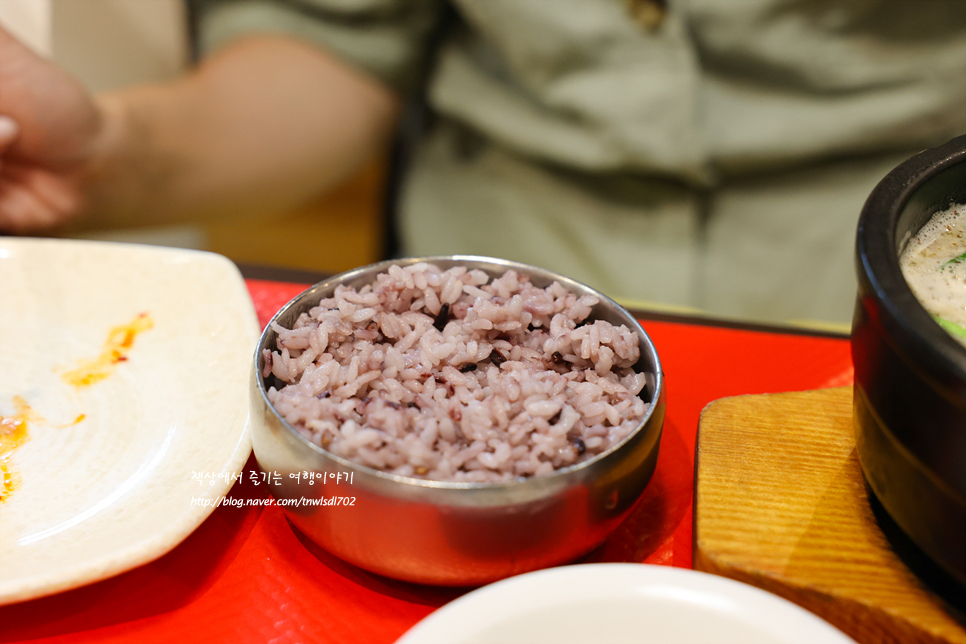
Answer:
[{"xmin": 0, "ymin": 28, "xmax": 401, "ymax": 233}]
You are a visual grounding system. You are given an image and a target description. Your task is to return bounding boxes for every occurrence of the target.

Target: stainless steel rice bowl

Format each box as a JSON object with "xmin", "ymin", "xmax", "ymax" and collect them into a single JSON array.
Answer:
[{"xmin": 250, "ymin": 256, "xmax": 666, "ymax": 586}]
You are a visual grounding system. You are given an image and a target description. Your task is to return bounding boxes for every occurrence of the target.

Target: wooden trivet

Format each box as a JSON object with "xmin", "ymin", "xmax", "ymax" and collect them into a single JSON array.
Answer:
[{"xmin": 693, "ymin": 387, "xmax": 965, "ymax": 644}]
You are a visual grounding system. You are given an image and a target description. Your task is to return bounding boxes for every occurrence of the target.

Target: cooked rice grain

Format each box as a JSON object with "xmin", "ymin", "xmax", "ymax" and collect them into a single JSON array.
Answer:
[{"xmin": 264, "ymin": 263, "xmax": 648, "ymax": 482}]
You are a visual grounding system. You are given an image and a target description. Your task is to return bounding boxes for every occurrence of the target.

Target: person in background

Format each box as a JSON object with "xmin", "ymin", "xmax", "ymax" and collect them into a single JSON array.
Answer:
[{"xmin": 1, "ymin": 0, "xmax": 964, "ymax": 325}]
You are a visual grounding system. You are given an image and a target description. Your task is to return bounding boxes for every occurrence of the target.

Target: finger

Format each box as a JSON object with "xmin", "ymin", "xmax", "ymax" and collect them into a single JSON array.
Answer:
[
  {"xmin": 0, "ymin": 181, "xmax": 63, "ymax": 232},
  {"xmin": 6, "ymin": 164, "xmax": 80, "ymax": 215},
  {"xmin": 0, "ymin": 115, "xmax": 19, "ymax": 149}
]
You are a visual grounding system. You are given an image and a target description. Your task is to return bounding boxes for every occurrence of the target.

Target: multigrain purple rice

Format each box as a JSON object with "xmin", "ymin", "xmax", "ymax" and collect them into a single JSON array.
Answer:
[{"xmin": 263, "ymin": 263, "xmax": 649, "ymax": 483}]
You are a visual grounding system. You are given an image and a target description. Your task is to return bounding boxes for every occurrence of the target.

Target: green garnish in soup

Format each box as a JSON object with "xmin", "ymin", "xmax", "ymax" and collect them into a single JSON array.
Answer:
[
  {"xmin": 932, "ymin": 315, "xmax": 966, "ymax": 340},
  {"xmin": 940, "ymin": 250, "xmax": 966, "ymax": 271}
]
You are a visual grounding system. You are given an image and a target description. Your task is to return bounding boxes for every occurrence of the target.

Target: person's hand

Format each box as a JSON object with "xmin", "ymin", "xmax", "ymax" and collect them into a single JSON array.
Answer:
[
  {"xmin": 0, "ymin": 26, "xmax": 104, "ymax": 233},
  {"xmin": 1, "ymin": 28, "xmax": 400, "ymax": 233}
]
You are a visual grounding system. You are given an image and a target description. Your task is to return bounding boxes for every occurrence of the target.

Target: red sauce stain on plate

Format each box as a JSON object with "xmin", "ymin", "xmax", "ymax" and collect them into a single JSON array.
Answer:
[
  {"xmin": 0, "ymin": 396, "xmax": 40, "ymax": 502},
  {"xmin": 0, "ymin": 402, "xmax": 85, "ymax": 502},
  {"xmin": 2, "ymin": 314, "xmax": 151, "ymax": 500},
  {"xmin": 62, "ymin": 312, "xmax": 154, "ymax": 387}
]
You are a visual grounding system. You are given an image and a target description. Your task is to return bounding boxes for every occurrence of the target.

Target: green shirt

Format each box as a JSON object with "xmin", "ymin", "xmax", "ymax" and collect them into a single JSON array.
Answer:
[{"xmin": 196, "ymin": 0, "xmax": 966, "ymax": 325}]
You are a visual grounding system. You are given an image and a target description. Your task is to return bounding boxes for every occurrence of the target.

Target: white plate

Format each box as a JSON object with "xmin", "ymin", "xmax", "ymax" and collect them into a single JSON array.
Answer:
[
  {"xmin": 0, "ymin": 238, "xmax": 259, "ymax": 604},
  {"xmin": 397, "ymin": 564, "xmax": 858, "ymax": 644}
]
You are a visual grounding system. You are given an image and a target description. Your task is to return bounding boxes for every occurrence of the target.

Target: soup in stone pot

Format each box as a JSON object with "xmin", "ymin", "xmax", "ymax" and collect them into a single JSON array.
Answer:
[{"xmin": 899, "ymin": 202, "xmax": 966, "ymax": 345}]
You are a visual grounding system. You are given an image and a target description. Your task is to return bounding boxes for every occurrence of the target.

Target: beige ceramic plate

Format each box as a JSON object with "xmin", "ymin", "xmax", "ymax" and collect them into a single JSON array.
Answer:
[{"xmin": 0, "ymin": 237, "xmax": 259, "ymax": 604}]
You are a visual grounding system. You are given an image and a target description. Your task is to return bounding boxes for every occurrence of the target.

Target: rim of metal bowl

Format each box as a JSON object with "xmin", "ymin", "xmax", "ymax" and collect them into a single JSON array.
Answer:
[
  {"xmin": 856, "ymin": 134, "xmax": 966, "ymax": 386},
  {"xmin": 253, "ymin": 255, "xmax": 665, "ymax": 491}
]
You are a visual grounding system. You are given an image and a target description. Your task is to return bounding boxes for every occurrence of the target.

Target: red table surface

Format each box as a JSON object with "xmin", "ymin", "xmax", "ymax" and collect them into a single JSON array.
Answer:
[{"xmin": 2, "ymin": 279, "xmax": 854, "ymax": 644}]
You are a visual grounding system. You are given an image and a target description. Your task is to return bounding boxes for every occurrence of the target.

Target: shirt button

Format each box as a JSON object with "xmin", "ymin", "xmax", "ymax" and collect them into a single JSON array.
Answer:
[{"xmin": 625, "ymin": 0, "xmax": 667, "ymax": 32}]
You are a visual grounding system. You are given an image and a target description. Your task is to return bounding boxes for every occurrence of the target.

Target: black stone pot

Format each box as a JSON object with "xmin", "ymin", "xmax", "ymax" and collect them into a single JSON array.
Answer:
[{"xmin": 853, "ymin": 134, "xmax": 966, "ymax": 590}]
